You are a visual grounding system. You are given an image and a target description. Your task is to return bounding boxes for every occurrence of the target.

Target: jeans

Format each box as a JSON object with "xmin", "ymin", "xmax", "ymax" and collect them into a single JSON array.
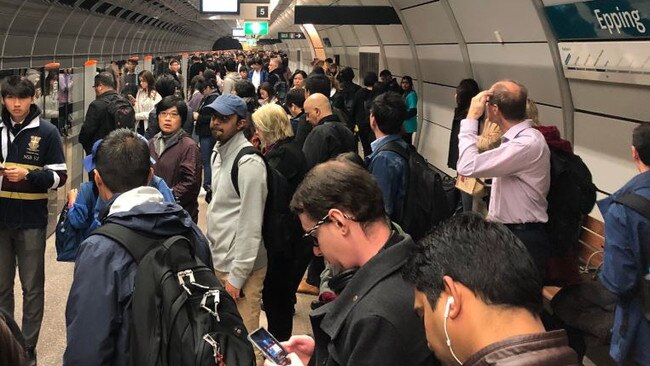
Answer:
[
  {"xmin": 0, "ymin": 227, "xmax": 47, "ymax": 347},
  {"xmin": 199, "ymin": 135, "xmax": 216, "ymax": 190}
]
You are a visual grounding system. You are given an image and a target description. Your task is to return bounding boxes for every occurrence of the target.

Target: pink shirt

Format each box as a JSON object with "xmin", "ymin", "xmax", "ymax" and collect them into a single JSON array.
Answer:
[{"xmin": 457, "ymin": 119, "xmax": 551, "ymax": 224}]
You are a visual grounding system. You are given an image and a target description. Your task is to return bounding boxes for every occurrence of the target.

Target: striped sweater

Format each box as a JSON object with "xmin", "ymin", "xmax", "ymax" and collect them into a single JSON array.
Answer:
[{"xmin": 0, "ymin": 105, "xmax": 67, "ymax": 228}]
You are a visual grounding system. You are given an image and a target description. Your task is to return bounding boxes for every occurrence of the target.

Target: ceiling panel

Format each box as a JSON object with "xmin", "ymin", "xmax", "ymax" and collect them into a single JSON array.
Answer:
[
  {"xmin": 354, "ymin": 25, "xmax": 378, "ymax": 46},
  {"xmin": 376, "ymin": 24, "xmax": 408, "ymax": 45},
  {"xmin": 402, "ymin": 2, "xmax": 457, "ymax": 45}
]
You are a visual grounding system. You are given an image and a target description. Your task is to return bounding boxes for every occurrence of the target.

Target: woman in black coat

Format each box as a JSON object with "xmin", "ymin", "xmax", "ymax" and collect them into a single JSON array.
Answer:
[{"xmin": 251, "ymin": 103, "xmax": 310, "ymax": 341}]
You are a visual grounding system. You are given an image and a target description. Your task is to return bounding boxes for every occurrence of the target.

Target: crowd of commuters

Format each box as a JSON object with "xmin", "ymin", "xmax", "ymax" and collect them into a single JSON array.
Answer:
[{"xmin": 0, "ymin": 49, "xmax": 648, "ymax": 366}]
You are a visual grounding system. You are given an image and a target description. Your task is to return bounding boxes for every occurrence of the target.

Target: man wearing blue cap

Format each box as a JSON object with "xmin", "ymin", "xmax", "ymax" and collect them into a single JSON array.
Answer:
[{"xmin": 204, "ymin": 94, "xmax": 268, "ymax": 361}]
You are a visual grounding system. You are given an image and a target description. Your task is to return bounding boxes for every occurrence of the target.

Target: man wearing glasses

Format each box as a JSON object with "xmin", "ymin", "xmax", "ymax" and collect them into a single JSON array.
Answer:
[
  {"xmin": 79, "ymin": 72, "xmax": 120, "ymax": 156},
  {"xmin": 269, "ymin": 160, "xmax": 439, "ymax": 366}
]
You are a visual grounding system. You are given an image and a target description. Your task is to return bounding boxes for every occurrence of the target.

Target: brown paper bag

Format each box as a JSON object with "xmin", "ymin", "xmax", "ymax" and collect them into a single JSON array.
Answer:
[{"xmin": 455, "ymin": 176, "xmax": 485, "ymax": 196}]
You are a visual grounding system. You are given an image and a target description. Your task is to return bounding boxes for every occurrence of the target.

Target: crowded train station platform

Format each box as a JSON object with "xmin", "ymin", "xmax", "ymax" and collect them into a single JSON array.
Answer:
[{"xmin": 0, "ymin": 0, "xmax": 649, "ymax": 365}]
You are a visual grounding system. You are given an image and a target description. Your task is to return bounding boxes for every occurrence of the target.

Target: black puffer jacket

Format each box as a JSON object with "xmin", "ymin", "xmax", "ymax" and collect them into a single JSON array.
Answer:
[{"xmin": 79, "ymin": 90, "xmax": 119, "ymax": 154}]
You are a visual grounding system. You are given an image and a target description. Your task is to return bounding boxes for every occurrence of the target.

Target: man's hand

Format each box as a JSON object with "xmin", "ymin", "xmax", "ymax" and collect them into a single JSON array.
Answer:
[
  {"xmin": 281, "ymin": 335, "xmax": 315, "ymax": 365},
  {"xmin": 4, "ymin": 167, "xmax": 29, "ymax": 182},
  {"xmin": 225, "ymin": 280, "xmax": 240, "ymax": 301},
  {"xmin": 264, "ymin": 352, "xmax": 305, "ymax": 366},
  {"xmin": 466, "ymin": 90, "xmax": 492, "ymax": 120},
  {"xmin": 67, "ymin": 188, "xmax": 78, "ymax": 207}
]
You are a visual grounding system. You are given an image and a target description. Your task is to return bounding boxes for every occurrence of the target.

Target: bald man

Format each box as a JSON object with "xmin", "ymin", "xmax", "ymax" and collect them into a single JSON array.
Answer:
[
  {"xmin": 302, "ymin": 93, "xmax": 357, "ymax": 169},
  {"xmin": 456, "ymin": 79, "xmax": 551, "ymax": 277}
]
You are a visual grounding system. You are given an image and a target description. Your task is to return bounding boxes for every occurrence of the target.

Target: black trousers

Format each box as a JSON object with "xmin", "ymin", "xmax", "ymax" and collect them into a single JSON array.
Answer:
[
  {"xmin": 505, "ymin": 223, "xmax": 551, "ymax": 279},
  {"xmin": 262, "ymin": 237, "xmax": 313, "ymax": 341}
]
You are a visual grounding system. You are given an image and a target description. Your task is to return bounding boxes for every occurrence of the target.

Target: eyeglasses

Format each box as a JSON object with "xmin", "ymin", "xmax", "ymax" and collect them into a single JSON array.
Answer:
[
  {"xmin": 302, "ymin": 213, "xmax": 355, "ymax": 247},
  {"xmin": 159, "ymin": 111, "xmax": 180, "ymax": 118},
  {"xmin": 303, "ymin": 214, "xmax": 330, "ymax": 247}
]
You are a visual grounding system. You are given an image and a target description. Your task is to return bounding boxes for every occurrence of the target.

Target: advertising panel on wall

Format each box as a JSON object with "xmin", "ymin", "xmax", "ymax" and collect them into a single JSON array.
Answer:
[{"xmin": 544, "ymin": 0, "xmax": 650, "ymax": 41}]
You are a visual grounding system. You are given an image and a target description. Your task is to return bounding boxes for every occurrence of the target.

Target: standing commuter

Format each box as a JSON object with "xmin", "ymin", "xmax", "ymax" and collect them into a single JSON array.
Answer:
[
  {"xmin": 168, "ymin": 59, "xmax": 185, "ymax": 97},
  {"xmin": 120, "ymin": 58, "xmax": 138, "ymax": 99},
  {"xmin": 132, "ymin": 70, "xmax": 161, "ymax": 136},
  {"xmin": 64, "ymin": 129, "xmax": 212, "ymax": 365},
  {"xmin": 79, "ymin": 72, "xmax": 120, "ymax": 155},
  {"xmin": 0, "ymin": 76, "xmax": 67, "ymax": 365},
  {"xmin": 204, "ymin": 94, "xmax": 267, "ymax": 365},
  {"xmin": 285, "ymin": 88, "xmax": 305, "ymax": 136},
  {"xmin": 456, "ymin": 80, "xmax": 551, "ymax": 276},
  {"xmin": 365, "ymin": 92, "xmax": 409, "ymax": 222},
  {"xmin": 266, "ymin": 161, "xmax": 439, "ymax": 366},
  {"xmin": 144, "ymin": 74, "xmax": 193, "ymax": 139},
  {"xmin": 195, "ymin": 78, "xmax": 221, "ymax": 200},
  {"xmin": 401, "ymin": 76, "xmax": 418, "ymax": 145},
  {"xmin": 337, "ymin": 67, "xmax": 360, "ymax": 123},
  {"xmin": 222, "ymin": 59, "xmax": 241, "ymax": 95},
  {"xmin": 598, "ymin": 123, "xmax": 650, "ymax": 365},
  {"xmin": 251, "ymin": 104, "xmax": 309, "ymax": 341},
  {"xmin": 350, "ymin": 72, "xmax": 379, "ymax": 157},
  {"xmin": 403, "ymin": 214, "xmax": 578, "ymax": 365},
  {"xmin": 248, "ymin": 59, "xmax": 269, "ymax": 91}
]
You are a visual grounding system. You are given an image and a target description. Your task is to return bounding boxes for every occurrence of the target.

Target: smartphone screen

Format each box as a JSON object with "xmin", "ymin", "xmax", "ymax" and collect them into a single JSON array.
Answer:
[{"xmin": 247, "ymin": 327, "xmax": 289, "ymax": 365}]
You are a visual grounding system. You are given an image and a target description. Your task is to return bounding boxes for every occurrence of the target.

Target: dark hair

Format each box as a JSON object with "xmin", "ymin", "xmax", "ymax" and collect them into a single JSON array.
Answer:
[
  {"xmin": 370, "ymin": 92, "xmax": 406, "ymax": 135},
  {"xmin": 203, "ymin": 69, "xmax": 216, "ymax": 82},
  {"xmin": 239, "ymin": 66, "xmax": 248, "ymax": 75},
  {"xmin": 138, "ymin": 70, "xmax": 156, "ymax": 96},
  {"xmin": 94, "ymin": 72, "xmax": 116, "ymax": 89},
  {"xmin": 291, "ymin": 70, "xmax": 308, "ymax": 87},
  {"xmin": 490, "ymin": 80, "xmax": 528, "ymax": 121},
  {"xmin": 235, "ymin": 80, "xmax": 257, "ymax": 98},
  {"xmin": 285, "ymin": 88, "xmax": 305, "ymax": 109},
  {"xmin": 155, "ymin": 73, "xmax": 180, "ymax": 98},
  {"xmin": 0, "ymin": 311, "xmax": 25, "ymax": 366},
  {"xmin": 324, "ymin": 58, "xmax": 333, "ymax": 64},
  {"xmin": 339, "ymin": 67, "xmax": 355, "ymax": 83},
  {"xmin": 335, "ymin": 152, "xmax": 365, "ymax": 168},
  {"xmin": 169, "ymin": 58, "xmax": 180, "ymax": 66},
  {"xmin": 1, "ymin": 75, "xmax": 36, "ymax": 98},
  {"xmin": 402, "ymin": 213, "xmax": 543, "ymax": 315},
  {"xmin": 310, "ymin": 66, "xmax": 325, "ymax": 75},
  {"xmin": 224, "ymin": 59, "xmax": 237, "ymax": 72},
  {"xmin": 290, "ymin": 161, "xmax": 386, "ymax": 226},
  {"xmin": 259, "ymin": 82, "xmax": 275, "ymax": 99},
  {"xmin": 401, "ymin": 75, "xmax": 413, "ymax": 91},
  {"xmin": 456, "ymin": 78, "xmax": 479, "ymax": 111},
  {"xmin": 633, "ymin": 123, "xmax": 650, "ymax": 165},
  {"xmin": 156, "ymin": 95, "xmax": 188, "ymax": 126},
  {"xmin": 305, "ymin": 74, "xmax": 330, "ymax": 96},
  {"xmin": 379, "ymin": 69, "xmax": 392, "ymax": 78},
  {"xmin": 363, "ymin": 72, "xmax": 378, "ymax": 88},
  {"xmin": 95, "ymin": 129, "xmax": 151, "ymax": 193},
  {"xmin": 193, "ymin": 76, "xmax": 208, "ymax": 94}
]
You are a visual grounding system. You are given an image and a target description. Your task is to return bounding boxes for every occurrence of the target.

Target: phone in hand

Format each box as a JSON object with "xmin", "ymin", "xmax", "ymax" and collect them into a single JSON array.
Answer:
[{"xmin": 247, "ymin": 327, "xmax": 289, "ymax": 365}]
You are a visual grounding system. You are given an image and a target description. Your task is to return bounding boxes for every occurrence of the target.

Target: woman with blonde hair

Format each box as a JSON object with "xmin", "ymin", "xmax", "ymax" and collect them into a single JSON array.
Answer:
[{"xmin": 251, "ymin": 103, "xmax": 310, "ymax": 342}]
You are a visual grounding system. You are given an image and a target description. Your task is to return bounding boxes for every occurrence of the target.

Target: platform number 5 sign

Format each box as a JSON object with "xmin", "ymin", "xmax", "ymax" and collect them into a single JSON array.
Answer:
[{"xmin": 257, "ymin": 6, "xmax": 268, "ymax": 18}]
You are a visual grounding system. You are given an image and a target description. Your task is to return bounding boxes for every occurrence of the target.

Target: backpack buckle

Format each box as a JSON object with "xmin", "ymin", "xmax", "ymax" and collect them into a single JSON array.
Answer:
[
  {"xmin": 203, "ymin": 333, "xmax": 221, "ymax": 357},
  {"xmin": 177, "ymin": 269, "xmax": 196, "ymax": 295},
  {"xmin": 201, "ymin": 289, "xmax": 221, "ymax": 321}
]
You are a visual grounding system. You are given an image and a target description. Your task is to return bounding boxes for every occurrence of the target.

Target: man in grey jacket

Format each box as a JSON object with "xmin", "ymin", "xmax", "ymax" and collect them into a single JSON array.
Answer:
[{"xmin": 204, "ymin": 94, "xmax": 267, "ymax": 360}]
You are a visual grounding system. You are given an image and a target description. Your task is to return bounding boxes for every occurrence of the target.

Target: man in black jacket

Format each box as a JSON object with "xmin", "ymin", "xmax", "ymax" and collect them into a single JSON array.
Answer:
[
  {"xmin": 268, "ymin": 160, "xmax": 439, "ymax": 366},
  {"xmin": 302, "ymin": 93, "xmax": 356, "ymax": 170},
  {"xmin": 79, "ymin": 72, "xmax": 120, "ymax": 155}
]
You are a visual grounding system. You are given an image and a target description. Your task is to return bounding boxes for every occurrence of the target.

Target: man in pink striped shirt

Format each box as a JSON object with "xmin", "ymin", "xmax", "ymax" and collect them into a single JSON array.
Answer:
[{"xmin": 456, "ymin": 80, "xmax": 551, "ymax": 277}]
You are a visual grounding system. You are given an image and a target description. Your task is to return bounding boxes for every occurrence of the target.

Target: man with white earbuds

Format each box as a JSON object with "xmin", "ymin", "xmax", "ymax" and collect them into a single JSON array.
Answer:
[{"xmin": 403, "ymin": 213, "xmax": 578, "ymax": 366}]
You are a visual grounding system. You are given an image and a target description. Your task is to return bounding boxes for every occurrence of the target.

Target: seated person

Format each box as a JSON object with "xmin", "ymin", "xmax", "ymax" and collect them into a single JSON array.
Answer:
[
  {"xmin": 268, "ymin": 160, "xmax": 439, "ymax": 366},
  {"xmin": 403, "ymin": 213, "xmax": 579, "ymax": 365}
]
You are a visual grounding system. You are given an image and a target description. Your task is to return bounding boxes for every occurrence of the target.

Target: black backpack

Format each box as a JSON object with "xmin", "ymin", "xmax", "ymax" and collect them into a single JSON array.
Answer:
[
  {"xmin": 106, "ymin": 94, "xmax": 136, "ymax": 130},
  {"xmin": 273, "ymin": 80, "xmax": 288, "ymax": 104},
  {"xmin": 546, "ymin": 148, "xmax": 597, "ymax": 255},
  {"xmin": 92, "ymin": 223, "xmax": 255, "ymax": 366},
  {"xmin": 377, "ymin": 141, "xmax": 452, "ymax": 241},
  {"xmin": 231, "ymin": 147, "xmax": 293, "ymax": 254}
]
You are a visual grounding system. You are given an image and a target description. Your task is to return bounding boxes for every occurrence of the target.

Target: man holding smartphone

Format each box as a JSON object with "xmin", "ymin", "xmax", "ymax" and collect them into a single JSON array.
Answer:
[
  {"xmin": 0, "ymin": 75, "xmax": 67, "ymax": 365},
  {"xmin": 274, "ymin": 160, "xmax": 438, "ymax": 366}
]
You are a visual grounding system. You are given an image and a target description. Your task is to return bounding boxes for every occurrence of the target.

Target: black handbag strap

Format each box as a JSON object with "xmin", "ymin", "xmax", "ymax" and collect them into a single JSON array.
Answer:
[{"xmin": 615, "ymin": 192, "xmax": 650, "ymax": 268}]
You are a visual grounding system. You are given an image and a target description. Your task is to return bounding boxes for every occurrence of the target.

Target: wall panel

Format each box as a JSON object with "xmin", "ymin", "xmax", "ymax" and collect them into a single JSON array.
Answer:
[
  {"xmin": 419, "ymin": 120, "xmax": 455, "ymax": 177},
  {"xmin": 417, "ymin": 44, "xmax": 466, "ymax": 86},
  {"xmin": 402, "ymin": 2, "xmax": 457, "ymax": 45}
]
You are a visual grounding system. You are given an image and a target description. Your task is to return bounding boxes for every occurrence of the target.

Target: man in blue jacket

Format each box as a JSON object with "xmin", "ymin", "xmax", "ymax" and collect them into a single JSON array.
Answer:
[
  {"xmin": 63, "ymin": 129, "xmax": 212, "ymax": 365},
  {"xmin": 599, "ymin": 122, "xmax": 650, "ymax": 365},
  {"xmin": 365, "ymin": 91, "xmax": 408, "ymax": 222}
]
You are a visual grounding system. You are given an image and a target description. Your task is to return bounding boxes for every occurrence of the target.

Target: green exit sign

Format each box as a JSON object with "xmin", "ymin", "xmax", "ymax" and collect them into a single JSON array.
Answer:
[{"xmin": 244, "ymin": 21, "xmax": 268, "ymax": 36}]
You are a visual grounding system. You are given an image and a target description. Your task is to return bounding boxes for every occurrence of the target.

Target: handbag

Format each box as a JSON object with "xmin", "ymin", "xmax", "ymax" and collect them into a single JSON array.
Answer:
[{"xmin": 455, "ymin": 175, "xmax": 485, "ymax": 197}]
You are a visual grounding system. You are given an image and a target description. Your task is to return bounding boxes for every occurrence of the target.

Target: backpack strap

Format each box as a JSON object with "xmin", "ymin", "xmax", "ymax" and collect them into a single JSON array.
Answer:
[
  {"xmin": 231, "ymin": 146, "xmax": 265, "ymax": 197},
  {"xmin": 376, "ymin": 140, "xmax": 409, "ymax": 161},
  {"xmin": 615, "ymin": 192, "xmax": 650, "ymax": 220},
  {"xmin": 92, "ymin": 223, "xmax": 163, "ymax": 264}
]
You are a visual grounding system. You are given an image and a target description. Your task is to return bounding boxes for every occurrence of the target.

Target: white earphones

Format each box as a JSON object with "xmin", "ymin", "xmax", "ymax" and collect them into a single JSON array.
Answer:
[{"xmin": 443, "ymin": 297, "xmax": 462, "ymax": 365}]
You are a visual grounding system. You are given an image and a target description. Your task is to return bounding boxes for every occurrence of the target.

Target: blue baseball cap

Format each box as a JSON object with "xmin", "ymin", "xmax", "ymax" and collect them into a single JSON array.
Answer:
[
  {"xmin": 83, "ymin": 135, "xmax": 155, "ymax": 172},
  {"xmin": 204, "ymin": 93, "xmax": 248, "ymax": 119}
]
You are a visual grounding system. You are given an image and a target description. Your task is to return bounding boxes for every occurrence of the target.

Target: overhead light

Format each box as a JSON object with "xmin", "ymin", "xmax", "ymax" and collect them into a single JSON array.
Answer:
[{"xmin": 209, "ymin": 15, "xmax": 219, "ymax": 20}]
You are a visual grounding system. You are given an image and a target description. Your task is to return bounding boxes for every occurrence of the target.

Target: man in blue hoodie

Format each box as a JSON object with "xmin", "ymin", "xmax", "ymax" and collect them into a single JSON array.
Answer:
[
  {"xmin": 599, "ymin": 123, "xmax": 650, "ymax": 365},
  {"xmin": 63, "ymin": 129, "xmax": 212, "ymax": 365}
]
